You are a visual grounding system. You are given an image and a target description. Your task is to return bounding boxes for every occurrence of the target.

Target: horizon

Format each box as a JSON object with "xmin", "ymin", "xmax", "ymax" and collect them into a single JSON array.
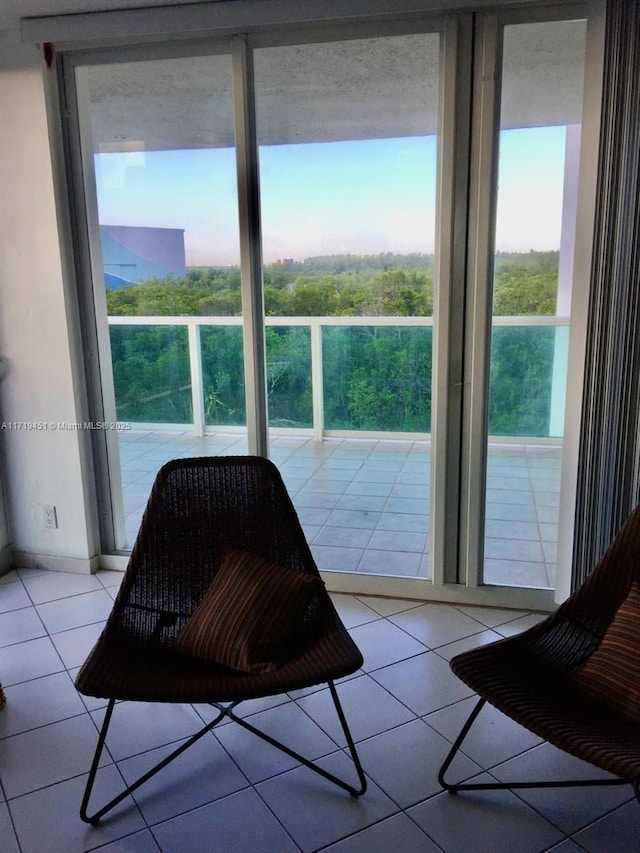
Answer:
[
  {"xmin": 95, "ymin": 126, "xmax": 568, "ymax": 267},
  {"xmin": 182, "ymin": 247, "xmax": 559, "ymax": 272}
]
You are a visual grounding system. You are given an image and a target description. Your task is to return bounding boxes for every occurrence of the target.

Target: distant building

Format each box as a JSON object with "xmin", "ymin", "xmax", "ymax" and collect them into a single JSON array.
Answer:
[{"xmin": 100, "ymin": 224, "xmax": 186, "ymax": 288}]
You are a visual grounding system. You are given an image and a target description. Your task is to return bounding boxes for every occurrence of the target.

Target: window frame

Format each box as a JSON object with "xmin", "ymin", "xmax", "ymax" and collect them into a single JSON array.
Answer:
[{"xmin": 55, "ymin": 1, "xmax": 602, "ymax": 610}]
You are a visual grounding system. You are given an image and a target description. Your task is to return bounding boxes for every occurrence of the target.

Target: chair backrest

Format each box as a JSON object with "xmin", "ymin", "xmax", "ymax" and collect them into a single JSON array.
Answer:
[
  {"xmin": 110, "ymin": 456, "xmax": 323, "ymax": 648},
  {"xmin": 528, "ymin": 504, "xmax": 640, "ymax": 673},
  {"xmin": 565, "ymin": 503, "xmax": 640, "ymax": 622}
]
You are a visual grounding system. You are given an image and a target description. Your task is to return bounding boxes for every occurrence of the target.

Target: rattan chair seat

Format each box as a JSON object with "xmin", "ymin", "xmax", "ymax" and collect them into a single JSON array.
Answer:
[
  {"xmin": 75, "ymin": 603, "xmax": 361, "ymax": 703},
  {"xmin": 451, "ymin": 629, "xmax": 640, "ymax": 781},
  {"xmin": 439, "ymin": 504, "xmax": 640, "ymax": 798}
]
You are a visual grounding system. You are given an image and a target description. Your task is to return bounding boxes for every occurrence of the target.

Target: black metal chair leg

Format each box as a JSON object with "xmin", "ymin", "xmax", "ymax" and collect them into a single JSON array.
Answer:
[
  {"xmin": 228, "ymin": 681, "xmax": 367, "ymax": 797},
  {"xmin": 329, "ymin": 680, "xmax": 367, "ymax": 797},
  {"xmin": 438, "ymin": 696, "xmax": 486, "ymax": 794},
  {"xmin": 438, "ymin": 695, "xmax": 633, "ymax": 796},
  {"xmin": 82, "ymin": 682, "xmax": 366, "ymax": 826},
  {"xmin": 80, "ymin": 701, "xmax": 227, "ymax": 824},
  {"xmin": 81, "ymin": 698, "xmax": 116, "ymax": 824}
]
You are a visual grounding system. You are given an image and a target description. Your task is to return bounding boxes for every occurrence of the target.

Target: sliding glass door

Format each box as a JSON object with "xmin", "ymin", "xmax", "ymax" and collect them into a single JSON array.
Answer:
[
  {"xmin": 466, "ymin": 16, "xmax": 588, "ymax": 591},
  {"xmin": 75, "ymin": 51, "xmax": 245, "ymax": 549},
  {"xmin": 63, "ymin": 3, "xmax": 599, "ymax": 606},
  {"xmin": 254, "ymin": 33, "xmax": 439, "ymax": 580}
]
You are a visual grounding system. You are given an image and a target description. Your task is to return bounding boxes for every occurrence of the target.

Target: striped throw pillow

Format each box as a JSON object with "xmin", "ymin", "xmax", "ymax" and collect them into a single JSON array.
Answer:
[
  {"xmin": 174, "ymin": 548, "xmax": 323, "ymax": 673},
  {"xmin": 573, "ymin": 580, "xmax": 640, "ymax": 721}
]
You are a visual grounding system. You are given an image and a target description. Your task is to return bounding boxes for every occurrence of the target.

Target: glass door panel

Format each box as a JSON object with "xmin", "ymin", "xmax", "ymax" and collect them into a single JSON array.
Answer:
[
  {"xmin": 254, "ymin": 33, "xmax": 439, "ymax": 580},
  {"xmin": 79, "ymin": 52, "xmax": 243, "ymax": 549},
  {"xmin": 483, "ymin": 20, "xmax": 587, "ymax": 588}
]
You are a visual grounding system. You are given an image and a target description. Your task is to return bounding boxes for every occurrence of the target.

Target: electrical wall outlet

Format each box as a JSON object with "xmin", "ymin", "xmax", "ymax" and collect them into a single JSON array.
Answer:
[{"xmin": 42, "ymin": 504, "xmax": 58, "ymax": 529}]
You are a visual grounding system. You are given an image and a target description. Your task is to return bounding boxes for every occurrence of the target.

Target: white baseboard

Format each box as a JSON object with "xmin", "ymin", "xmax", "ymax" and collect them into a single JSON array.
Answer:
[
  {"xmin": 12, "ymin": 550, "xmax": 100, "ymax": 575},
  {"xmin": 99, "ymin": 554, "xmax": 128, "ymax": 572}
]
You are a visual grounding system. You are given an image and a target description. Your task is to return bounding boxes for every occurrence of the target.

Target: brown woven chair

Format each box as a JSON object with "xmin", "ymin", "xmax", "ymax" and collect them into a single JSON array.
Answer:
[
  {"xmin": 439, "ymin": 505, "xmax": 640, "ymax": 801},
  {"xmin": 76, "ymin": 456, "xmax": 366, "ymax": 824}
]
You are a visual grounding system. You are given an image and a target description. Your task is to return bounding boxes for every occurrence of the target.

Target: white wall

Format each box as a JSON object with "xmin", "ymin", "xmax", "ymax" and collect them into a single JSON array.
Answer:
[
  {"xmin": 0, "ymin": 28, "xmax": 98, "ymax": 572},
  {"xmin": 0, "ymin": 467, "xmax": 11, "ymax": 573}
]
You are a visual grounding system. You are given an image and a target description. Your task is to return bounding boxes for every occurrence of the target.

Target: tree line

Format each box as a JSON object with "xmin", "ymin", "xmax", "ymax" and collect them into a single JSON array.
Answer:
[{"xmin": 106, "ymin": 251, "xmax": 559, "ymax": 318}]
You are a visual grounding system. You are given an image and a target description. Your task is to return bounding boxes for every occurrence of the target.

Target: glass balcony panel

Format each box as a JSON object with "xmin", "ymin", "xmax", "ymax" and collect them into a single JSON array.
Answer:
[
  {"xmin": 110, "ymin": 325, "xmax": 190, "ymax": 424},
  {"xmin": 266, "ymin": 326, "xmax": 312, "ymax": 429},
  {"xmin": 488, "ymin": 324, "xmax": 558, "ymax": 437},
  {"xmin": 201, "ymin": 325, "xmax": 246, "ymax": 427},
  {"xmin": 323, "ymin": 326, "xmax": 432, "ymax": 433}
]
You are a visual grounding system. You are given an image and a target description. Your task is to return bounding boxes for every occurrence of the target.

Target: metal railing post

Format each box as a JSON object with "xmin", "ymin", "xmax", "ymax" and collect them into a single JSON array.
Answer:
[
  {"xmin": 188, "ymin": 322, "xmax": 205, "ymax": 437},
  {"xmin": 311, "ymin": 321, "xmax": 324, "ymax": 442},
  {"xmin": 549, "ymin": 324, "xmax": 569, "ymax": 438}
]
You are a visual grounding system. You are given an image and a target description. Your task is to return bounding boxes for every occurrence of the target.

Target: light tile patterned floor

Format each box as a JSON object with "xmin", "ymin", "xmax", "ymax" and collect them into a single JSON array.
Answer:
[
  {"xmin": 1, "ymin": 567, "xmax": 638, "ymax": 852},
  {"xmin": 119, "ymin": 431, "xmax": 561, "ymax": 588}
]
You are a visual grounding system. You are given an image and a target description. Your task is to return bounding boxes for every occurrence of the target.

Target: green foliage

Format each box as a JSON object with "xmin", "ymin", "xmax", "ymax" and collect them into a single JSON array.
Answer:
[
  {"xmin": 106, "ymin": 251, "xmax": 561, "ymax": 435},
  {"xmin": 107, "ymin": 255, "xmax": 440, "ymax": 319},
  {"xmin": 362, "ymin": 270, "xmax": 434, "ymax": 316},
  {"xmin": 106, "ymin": 269, "xmax": 242, "ymax": 317},
  {"xmin": 493, "ymin": 252, "xmax": 558, "ymax": 316},
  {"xmin": 286, "ymin": 276, "xmax": 342, "ymax": 316},
  {"xmin": 107, "ymin": 251, "xmax": 556, "ymax": 319}
]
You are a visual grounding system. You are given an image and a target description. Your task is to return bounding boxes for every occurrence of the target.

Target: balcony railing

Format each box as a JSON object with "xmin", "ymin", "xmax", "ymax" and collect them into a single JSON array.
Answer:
[{"xmin": 107, "ymin": 315, "xmax": 569, "ymax": 440}]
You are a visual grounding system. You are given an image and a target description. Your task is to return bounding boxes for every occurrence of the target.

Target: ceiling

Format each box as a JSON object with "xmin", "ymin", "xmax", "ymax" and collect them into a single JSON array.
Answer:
[
  {"xmin": 84, "ymin": 20, "xmax": 586, "ymax": 151},
  {"xmin": 3, "ymin": 1, "xmax": 587, "ymax": 151},
  {"xmin": 0, "ymin": 0, "xmax": 205, "ymax": 33}
]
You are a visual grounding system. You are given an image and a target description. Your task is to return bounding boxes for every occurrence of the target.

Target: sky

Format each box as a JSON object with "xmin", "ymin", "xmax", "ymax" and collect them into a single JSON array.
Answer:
[{"xmin": 95, "ymin": 125, "xmax": 567, "ymax": 267}]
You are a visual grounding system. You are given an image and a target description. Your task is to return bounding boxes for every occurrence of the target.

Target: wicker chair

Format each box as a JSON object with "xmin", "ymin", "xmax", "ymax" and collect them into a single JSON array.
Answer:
[
  {"xmin": 439, "ymin": 504, "xmax": 640, "ymax": 801},
  {"xmin": 76, "ymin": 456, "xmax": 366, "ymax": 824}
]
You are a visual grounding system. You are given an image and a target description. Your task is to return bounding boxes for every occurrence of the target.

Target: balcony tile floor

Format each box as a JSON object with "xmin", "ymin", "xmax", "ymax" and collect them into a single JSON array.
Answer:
[
  {"xmin": 1, "ymin": 567, "xmax": 638, "ymax": 852},
  {"xmin": 119, "ymin": 431, "xmax": 561, "ymax": 589}
]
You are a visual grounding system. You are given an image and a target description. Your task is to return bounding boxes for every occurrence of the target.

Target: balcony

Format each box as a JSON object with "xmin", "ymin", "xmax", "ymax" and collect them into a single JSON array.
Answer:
[{"xmin": 113, "ymin": 315, "xmax": 564, "ymax": 589}]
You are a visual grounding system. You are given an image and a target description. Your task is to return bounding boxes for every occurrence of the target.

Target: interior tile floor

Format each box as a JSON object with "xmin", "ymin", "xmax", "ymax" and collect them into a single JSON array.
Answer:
[
  {"xmin": 1, "ymin": 567, "xmax": 638, "ymax": 853},
  {"xmin": 119, "ymin": 431, "xmax": 561, "ymax": 589}
]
